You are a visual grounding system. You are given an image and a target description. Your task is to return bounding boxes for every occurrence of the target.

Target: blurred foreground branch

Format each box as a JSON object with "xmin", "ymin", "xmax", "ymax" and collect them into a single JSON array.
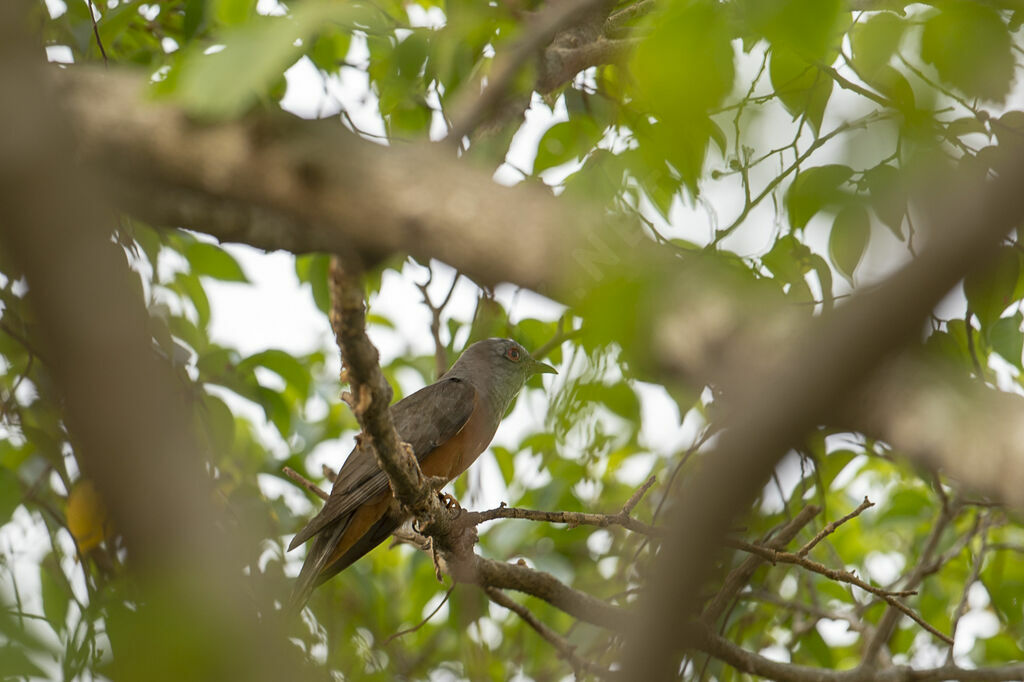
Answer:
[{"xmin": 0, "ymin": 5, "xmax": 312, "ymax": 680}]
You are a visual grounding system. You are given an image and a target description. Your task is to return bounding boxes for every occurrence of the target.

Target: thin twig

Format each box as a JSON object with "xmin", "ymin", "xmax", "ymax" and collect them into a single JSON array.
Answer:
[
  {"xmin": 485, "ymin": 587, "xmax": 620, "ymax": 679},
  {"xmin": 85, "ymin": 0, "xmax": 108, "ymax": 67},
  {"xmin": 727, "ymin": 539, "xmax": 953, "ymax": 645},
  {"xmin": 797, "ymin": 496, "xmax": 874, "ymax": 557},
  {"xmin": 460, "ymin": 504, "xmax": 663, "ymax": 536},
  {"xmin": 282, "ymin": 466, "xmax": 328, "ymax": 501},
  {"xmin": 946, "ymin": 513, "xmax": 994, "ymax": 665},
  {"xmin": 415, "ymin": 265, "xmax": 460, "ymax": 379},
  {"xmin": 380, "ymin": 585, "xmax": 455, "ymax": 646},
  {"xmin": 621, "ymin": 475, "xmax": 656, "ymax": 515}
]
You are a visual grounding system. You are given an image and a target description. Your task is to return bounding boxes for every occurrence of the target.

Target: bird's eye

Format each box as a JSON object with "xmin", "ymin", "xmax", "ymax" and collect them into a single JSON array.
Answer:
[{"xmin": 506, "ymin": 347, "xmax": 521, "ymax": 362}]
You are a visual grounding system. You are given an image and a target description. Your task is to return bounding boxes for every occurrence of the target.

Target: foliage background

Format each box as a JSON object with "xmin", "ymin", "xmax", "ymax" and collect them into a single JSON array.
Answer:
[{"xmin": 3, "ymin": 0, "xmax": 1024, "ymax": 679}]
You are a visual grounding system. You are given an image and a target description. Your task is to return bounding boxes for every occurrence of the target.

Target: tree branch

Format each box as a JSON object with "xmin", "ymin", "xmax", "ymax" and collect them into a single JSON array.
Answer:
[
  {"xmin": 59, "ymin": 68, "xmax": 584, "ymax": 295},
  {"xmin": 485, "ymin": 587, "xmax": 621, "ymax": 680},
  {"xmin": 446, "ymin": 0, "xmax": 614, "ymax": 142}
]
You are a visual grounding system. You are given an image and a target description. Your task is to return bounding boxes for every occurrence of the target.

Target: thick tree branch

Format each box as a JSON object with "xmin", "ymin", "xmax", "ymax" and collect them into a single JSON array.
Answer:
[
  {"xmin": 0, "ymin": 5, "xmax": 310, "ymax": 680},
  {"xmin": 59, "ymin": 68, "xmax": 583, "ymax": 295},
  {"xmin": 471, "ymin": 556, "xmax": 624, "ymax": 631}
]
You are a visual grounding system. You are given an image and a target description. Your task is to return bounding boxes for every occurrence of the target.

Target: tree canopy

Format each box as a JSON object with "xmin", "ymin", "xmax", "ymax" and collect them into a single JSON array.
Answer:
[{"xmin": 3, "ymin": 0, "xmax": 1024, "ymax": 680}]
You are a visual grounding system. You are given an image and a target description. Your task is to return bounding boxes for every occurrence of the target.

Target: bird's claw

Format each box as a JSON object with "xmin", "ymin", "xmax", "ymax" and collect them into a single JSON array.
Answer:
[{"xmin": 438, "ymin": 491, "xmax": 462, "ymax": 512}]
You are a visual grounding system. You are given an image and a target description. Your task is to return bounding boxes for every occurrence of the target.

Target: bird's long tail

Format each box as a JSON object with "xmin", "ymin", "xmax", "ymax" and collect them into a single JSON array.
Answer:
[{"xmin": 285, "ymin": 520, "xmax": 349, "ymax": 617}]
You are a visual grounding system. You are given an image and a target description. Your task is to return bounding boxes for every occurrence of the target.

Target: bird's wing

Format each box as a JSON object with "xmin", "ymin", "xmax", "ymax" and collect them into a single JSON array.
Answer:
[{"xmin": 287, "ymin": 377, "xmax": 476, "ymax": 550}]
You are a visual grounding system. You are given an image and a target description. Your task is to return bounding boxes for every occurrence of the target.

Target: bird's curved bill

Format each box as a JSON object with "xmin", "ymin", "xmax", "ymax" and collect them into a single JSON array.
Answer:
[{"xmin": 530, "ymin": 360, "xmax": 557, "ymax": 375}]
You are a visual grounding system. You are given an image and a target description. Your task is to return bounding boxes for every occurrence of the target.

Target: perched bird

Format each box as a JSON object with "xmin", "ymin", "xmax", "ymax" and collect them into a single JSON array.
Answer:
[{"xmin": 287, "ymin": 338, "xmax": 556, "ymax": 610}]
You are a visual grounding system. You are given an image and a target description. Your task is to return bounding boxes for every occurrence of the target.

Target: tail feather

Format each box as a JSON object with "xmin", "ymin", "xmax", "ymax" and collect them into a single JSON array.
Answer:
[
  {"xmin": 285, "ymin": 513, "xmax": 403, "ymax": 616},
  {"xmin": 286, "ymin": 518, "xmax": 350, "ymax": 617}
]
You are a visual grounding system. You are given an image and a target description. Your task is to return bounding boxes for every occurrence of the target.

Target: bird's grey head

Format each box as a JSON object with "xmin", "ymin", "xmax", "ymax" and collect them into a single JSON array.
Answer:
[{"xmin": 445, "ymin": 338, "xmax": 556, "ymax": 411}]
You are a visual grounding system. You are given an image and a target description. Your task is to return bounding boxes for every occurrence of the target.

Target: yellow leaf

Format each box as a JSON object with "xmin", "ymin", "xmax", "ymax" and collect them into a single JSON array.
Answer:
[{"xmin": 67, "ymin": 480, "xmax": 109, "ymax": 551}]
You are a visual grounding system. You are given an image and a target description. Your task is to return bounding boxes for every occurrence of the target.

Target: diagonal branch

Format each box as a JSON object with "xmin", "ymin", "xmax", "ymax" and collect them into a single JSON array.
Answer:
[
  {"xmin": 485, "ymin": 587, "xmax": 621, "ymax": 680},
  {"xmin": 446, "ymin": 0, "xmax": 614, "ymax": 142},
  {"xmin": 328, "ymin": 256, "xmax": 442, "ymax": 516}
]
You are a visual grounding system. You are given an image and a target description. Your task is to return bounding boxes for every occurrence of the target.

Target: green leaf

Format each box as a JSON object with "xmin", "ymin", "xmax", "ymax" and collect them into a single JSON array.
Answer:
[
  {"xmin": 295, "ymin": 253, "xmax": 331, "ymax": 314},
  {"xmin": 631, "ymin": 0, "xmax": 735, "ymax": 191},
  {"xmin": 796, "ymin": 626, "xmax": 833, "ymax": 667},
  {"xmin": 309, "ymin": 29, "xmax": 352, "ymax": 73},
  {"xmin": 165, "ymin": 1, "xmax": 355, "ymax": 119},
  {"xmin": 0, "ymin": 468, "xmax": 21, "ymax": 521},
  {"xmin": 989, "ymin": 313, "xmax": 1023, "ymax": 369},
  {"xmin": 863, "ymin": 65, "xmax": 915, "ymax": 112},
  {"xmin": 40, "ymin": 554, "xmax": 69, "ymax": 635},
  {"xmin": 850, "ymin": 12, "xmax": 905, "ymax": 79},
  {"xmin": 239, "ymin": 349, "xmax": 312, "ymax": 398},
  {"xmin": 533, "ymin": 119, "xmax": 602, "ymax": 175},
  {"xmin": 769, "ymin": 46, "xmax": 834, "ymax": 135},
  {"xmin": 184, "ymin": 0, "xmax": 208, "ymax": 40},
  {"xmin": 762, "ymin": 234, "xmax": 812, "ymax": 285},
  {"xmin": 173, "ymin": 272, "xmax": 212, "ymax": 328},
  {"xmin": 0, "ymin": 646, "xmax": 46, "ymax": 679},
  {"xmin": 863, "ymin": 164, "xmax": 905, "ymax": 239},
  {"xmin": 964, "ymin": 246, "xmax": 1020, "ymax": 330},
  {"xmin": 185, "ymin": 242, "xmax": 248, "ymax": 282},
  {"xmin": 212, "ymin": 0, "xmax": 256, "ymax": 27},
  {"xmin": 945, "ymin": 116, "xmax": 988, "ymax": 141},
  {"xmin": 829, "ymin": 204, "xmax": 870, "ymax": 285},
  {"xmin": 743, "ymin": 0, "xmax": 845, "ymax": 62},
  {"xmin": 920, "ymin": 1, "xmax": 1013, "ymax": 102},
  {"xmin": 199, "ymin": 391, "xmax": 236, "ymax": 454},
  {"xmin": 993, "ymin": 110, "xmax": 1024, "ymax": 149},
  {"xmin": 786, "ymin": 164, "xmax": 853, "ymax": 229}
]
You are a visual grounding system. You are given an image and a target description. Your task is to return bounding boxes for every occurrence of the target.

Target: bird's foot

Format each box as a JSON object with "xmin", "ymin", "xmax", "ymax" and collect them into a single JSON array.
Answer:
[{"xmin": 438, "ymin": 491, "xmax": 462, "ymax": 513}]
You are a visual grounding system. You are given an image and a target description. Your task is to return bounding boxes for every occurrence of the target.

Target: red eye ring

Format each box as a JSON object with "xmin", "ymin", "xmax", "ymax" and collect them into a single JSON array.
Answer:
[{"xmin": 506, "ymin": 347, "xmax": 521, "ymax": 361}]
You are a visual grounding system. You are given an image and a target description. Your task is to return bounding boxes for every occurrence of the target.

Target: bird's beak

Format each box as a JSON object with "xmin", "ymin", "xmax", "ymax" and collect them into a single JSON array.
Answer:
[{"xmin": 531, "ymin": 359, "xmax": 557, "ymax": 375}]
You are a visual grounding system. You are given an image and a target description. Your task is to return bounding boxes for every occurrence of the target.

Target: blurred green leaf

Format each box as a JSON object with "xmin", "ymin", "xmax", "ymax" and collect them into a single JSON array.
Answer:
[
  {"xmin": 212, "ymin": 0, "xmax": 256, "ymax": 27},
  {"xmin": 534, "ymin": 119, "xmax": 602, "ymax": 175},
  {"xmin": 920, "ymin": 1, "xmax": 1013, "ymax": 102},
  {"xmin": 163, "ymin": 1, "xmax": 354, "ymax": 118},
  {"xmin": 0, "ymin": 645, "xmax": 46, "ymax": 679},
  {"xmin": 0, "ymin": 468, "xmax": 21, "ymax": 521},
  {"xmin": 828, "ymin": 204, "xmax": 870, "ymax": 285},
  {"xmin": 239, "ymin": 349, "xmax": 312, "ymax": 398},
  {"xmin": 742, "ymin": 0, "xmax": 844, "ymax": 62},
  {"xmin": 863, "ymin": 164, "xmax": 905, "ymax": 238},
  {"xmin": 631, "ymin": 0, "xmax": 735, "ymax": 190},
  {"xmin": 989, "ymin": 313, "xmax": 1023, "ymax": 369},
  {"xmin": 851, "ymin": 12, "xmax": 905, "ymax": 79},
  {"xmin": 295, "ymin": 253, "xmax": 331, "ymax": 314},
  {"xmin": 965, "ymin": 246, "xmax": 1020, "ymax": 330},
  {"xmin": 186, "ymin": 242, "xmax": 248, "ymax": 282},
  {"xmin": 40, "ymin": 554, "xmax": 70, "ymax": 635},
  {"xmin": 770, "ymin": 47, "xmax": 833, "ymax": 134},
  {"xmin": 786, "ymin": 164, "xmax": 853, "ymax": 229}
]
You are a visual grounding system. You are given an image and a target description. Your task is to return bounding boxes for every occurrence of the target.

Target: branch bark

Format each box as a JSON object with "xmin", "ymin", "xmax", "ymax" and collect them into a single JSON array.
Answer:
[
  {"xmin": 60, "ymin": 68, "xmax": 583, "ymax": 295},
  {"xmin": 0, "ymin": 5, "xmax": 311, "ymax": 680}
]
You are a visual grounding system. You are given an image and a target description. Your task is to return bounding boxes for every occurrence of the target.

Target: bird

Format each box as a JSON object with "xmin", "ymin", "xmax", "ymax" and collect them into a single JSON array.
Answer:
[{"xmin": 287, "ymin": 337, "xmax": 556, "ymax": 611}]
